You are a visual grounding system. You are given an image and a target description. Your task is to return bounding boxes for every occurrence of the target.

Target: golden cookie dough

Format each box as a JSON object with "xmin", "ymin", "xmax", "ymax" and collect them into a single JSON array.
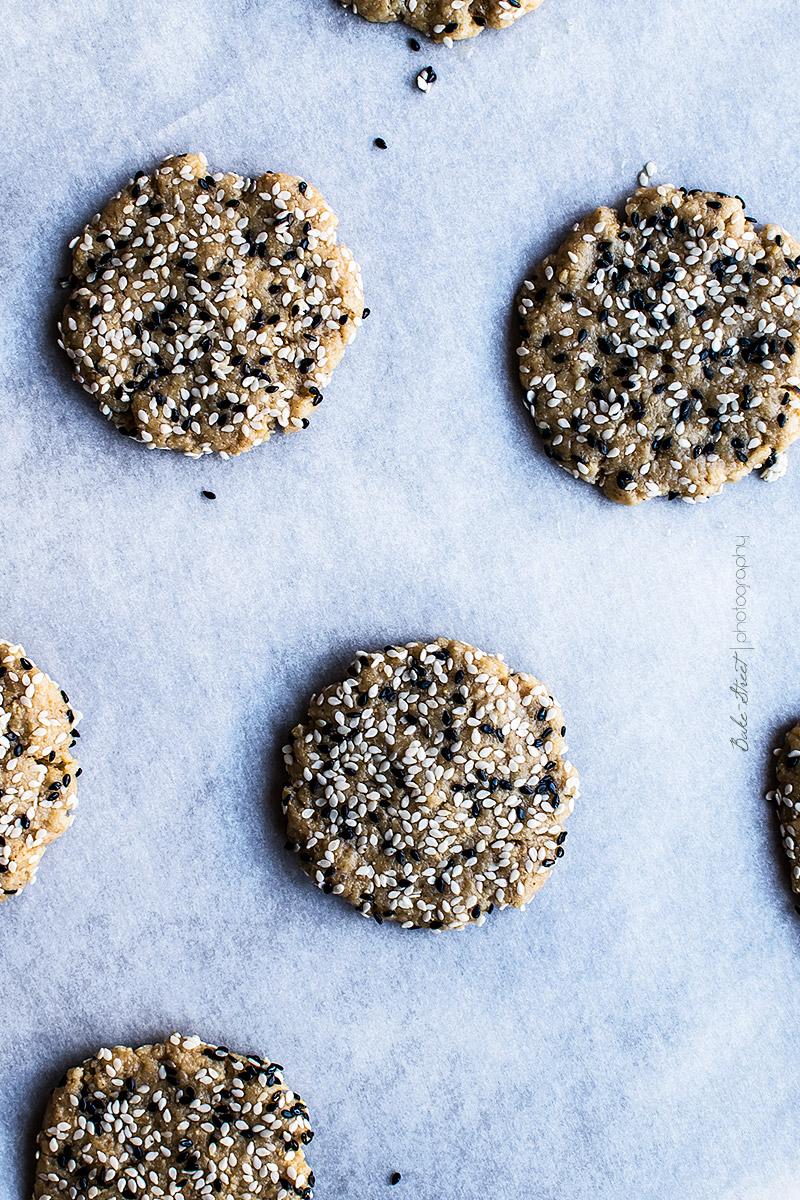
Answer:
[
  {"xmin": 0, "ymin": 641, "xmax": 80, "ymax": 900},
  {"xmin": 516, "ymin": 186, "xmax": 800, "ymax": 504},
  {"xmin": 338, "ymin": 0, "xmax": 544, "ymax": 42},
  {"xmin": 768, "ymin": 723, "xmax": 800, "ymax": 894},
  {"xmin": 33, "ymin": 1034, "xmax": 315, "ymax": 1200},
  {"xmin": 283, "ymin": 638, "xmax": 579, "ymax": 930},
  {"xmin": 59, "ymin": 153, "xmax": 364, "ymax": 457}
]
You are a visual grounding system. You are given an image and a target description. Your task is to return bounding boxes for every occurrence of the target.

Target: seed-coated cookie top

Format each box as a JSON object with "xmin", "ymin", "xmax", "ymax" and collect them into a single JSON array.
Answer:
[
  {"xmin": 338, "ymin": 0, "xmax": 544, "ymax": 42},
  {"xmin": 767, "ymin": 723, "xmax": 800, "ymax": 895},
  {"xmin": 59, "ymin": 154, "xmax": 364, "ymax": 457},
  {"xmin": 34, "ymin": 1034, "xmax": 315, "ymax": 1200},
  {"xmin": 517, "ymin": 186, "xmax": 800, "ymax": 504},
  {"xmin": 0, "ymin": 642, "xmax": 80, "ymax": 901},
  {"xmin": 283, "ymin": 638, "xmax": 578, "ymax": 930}
]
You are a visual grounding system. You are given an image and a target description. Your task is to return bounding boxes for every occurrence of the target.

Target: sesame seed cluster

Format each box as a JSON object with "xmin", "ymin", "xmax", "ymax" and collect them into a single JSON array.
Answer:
[
  {"xmin": 0, "ymin": 642, "xmax": 80, "ymax": 901},
  {"xmin": 767, "ymin": 723, "xmax": 800, "ymax": 894},
  {"xmin": 517, "ymin": 186, "xmax": 800, "ymax": 504},
  {"xmin": 338, "ymin": 0, "xmax": 544, "ymax": 43},
  {"xmin": 59, "ymin": 153, "xmax": 364, "ymax": 457},
  {"xmin": 34, "ymin": 1035, "xmax": 315, "ymax": 1200},
  {"xmin": 283, "ymin": 638, "xmax": 578, "ymax": 930}
]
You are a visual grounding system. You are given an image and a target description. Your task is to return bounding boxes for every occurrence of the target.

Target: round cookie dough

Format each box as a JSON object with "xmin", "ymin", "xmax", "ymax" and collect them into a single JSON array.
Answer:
[
  {"xmin": 59, "ymin": 153, "xmax": 364, "ymax": 457},
  {"xmin": 767, "ymin": 723, "xmax": 800, "ymax": 894},
  {"xmin": 283, "ymin": 638, "xmax": 579, "ymax": 930},
  {"xmin": 33, "ymin": 1034, "xmax": 315, "ymax": 1200},
  {"xmin": 338, "ymin": 0, "xmax": 544, "ymax": 42},
  {"xmin": 516, "ymin": 186, "xmax": 800, "ymax": 504},
  {"xmin": 0, "ymin": 641, "xmax": 80, "ymax": 901}
]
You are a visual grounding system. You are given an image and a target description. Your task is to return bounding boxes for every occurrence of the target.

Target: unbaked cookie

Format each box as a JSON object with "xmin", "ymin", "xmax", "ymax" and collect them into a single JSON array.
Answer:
[
  {"xmin": 516, "ymin": 186, "xmax": 800, "ymax": 504},
  {"xmin": 59, "ymin": 153, "xmax": 364, "ymax": 457},
  {"xmin": 767, "ymin": 723, "xmax": 800, "ymax": 894},
  {"xmin": 338, "ymin": 0, "xmax": 544, "ymax": 42},
  {"xmin": 33, "ymin": 1034, "xmax": 315, "ymax": 1200},
  {"xmin": 283, "ymin": 638, "xmax": 578, "ymax": 930},
  {"xmin": 0, "ymin": 641, "xmax": 80, "ymax": 901}
]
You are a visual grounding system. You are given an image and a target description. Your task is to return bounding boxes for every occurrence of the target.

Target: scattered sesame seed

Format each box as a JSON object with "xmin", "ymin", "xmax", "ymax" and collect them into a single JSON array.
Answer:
[
  {"xmin": 416, "ymin": 66, "xmax": 437, "ymax": 92},
  {"xmin": 201, "ymin": 489, "xmax": 217, "ymax": 499},
  {"xmin": 374, "ymin": 137, "xmax": 388, "ymax": 150}
]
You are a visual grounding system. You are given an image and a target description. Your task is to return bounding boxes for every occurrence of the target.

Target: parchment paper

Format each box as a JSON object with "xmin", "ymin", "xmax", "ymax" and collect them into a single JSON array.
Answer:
[{"xmin": 2, "ymin": 1, "xmax": 799, "ymax": 1196}]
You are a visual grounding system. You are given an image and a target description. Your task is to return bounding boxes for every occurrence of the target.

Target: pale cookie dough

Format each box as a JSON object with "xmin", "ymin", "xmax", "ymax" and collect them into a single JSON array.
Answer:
[
  {"xmin": 59, "ymin": 153, "xmax": 364, "ymax": 457},
  {"xmin": 767, "ymin": 723, "xmax": 800, "ymax": 894},
  {"xmin": 283, "ymin": 638, "xmax": 578, "ymax": 930},
  {"xmin": 33, "ymin": 1034, "xmax": 315, "ymax": 1200},
  {"xmin": 516, "ymin": 186, "xmax": 800, "ymax": 504},
  {"xmin": 0, "ymin": 642, "xmax": 80, "ymax": 901},
  {"xmin": 338, "ymin": 0, "xmax": 544, "ymax": 42}
]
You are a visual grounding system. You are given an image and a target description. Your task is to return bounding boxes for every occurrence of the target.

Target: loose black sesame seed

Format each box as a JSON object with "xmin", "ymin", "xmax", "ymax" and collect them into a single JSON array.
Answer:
[{"xmin": 374, "ymin": 137, "xmax": 388, "ymax": 150}]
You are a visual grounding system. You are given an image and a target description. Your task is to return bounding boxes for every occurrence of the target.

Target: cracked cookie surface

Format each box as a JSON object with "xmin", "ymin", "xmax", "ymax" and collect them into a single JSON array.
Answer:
[
  {"xmin": 516, "ymin": 186, "xmax": 800, "ymax": 504},
  {"xmin": 33, "ymin": 1034, "xmax": 315, "ymax": 1200},
  {"xmin": 0, "ymin": 641, "xmax": 80, "ymax": 901},
  {"xmin": 60, "ymin": 153, "xmax": 363, "ymax": 456},
  {"xmin": 283, "ymin": 638, "xmax": 578, "ymax": 930}
]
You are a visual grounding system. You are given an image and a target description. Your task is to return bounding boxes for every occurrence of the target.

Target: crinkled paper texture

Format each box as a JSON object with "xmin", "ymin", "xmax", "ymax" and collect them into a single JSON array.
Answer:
[{"xmin": 1, "ymin": 1, "xmax": 799, "ymax": 1198}]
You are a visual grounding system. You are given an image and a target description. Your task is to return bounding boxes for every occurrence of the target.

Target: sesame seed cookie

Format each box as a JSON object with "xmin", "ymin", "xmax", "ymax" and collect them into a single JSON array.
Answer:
[
  {"xmin": 338, "ymin": 0, "xmax": 544, "ymax": 42},
  {"xmin": 59, "ymin": 153, "xmax": 364, "ymax": 457},
  {"xmin": 767, "ymin": 723, "xmax": 800, "ymax": 894},
  {"xmin": 283, "ymin": 638, "xmax": 578, "ymax": 930},
  {"xmin": 516, "ymin": 186, "xmax": 800, "ymax": 504},
  {"xmin": 0, "ymin": 642, "xmax": 80, "ymax": 901},
  {"xmin": 33, "ymin": 1034, "xmax": 315, "ymax": 1200}
]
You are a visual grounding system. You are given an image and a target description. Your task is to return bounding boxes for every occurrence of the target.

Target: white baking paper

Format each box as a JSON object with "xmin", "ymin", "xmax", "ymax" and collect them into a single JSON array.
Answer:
[{"xmin": 2, "ymin": 1, "xmax": 799, "ymax": 1196}]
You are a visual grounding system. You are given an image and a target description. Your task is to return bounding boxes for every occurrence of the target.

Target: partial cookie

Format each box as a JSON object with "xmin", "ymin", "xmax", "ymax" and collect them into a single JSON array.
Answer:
[
  {"xmin": 516, "ymin": 186, "xmax": 800, "ymax": 504},
  {"xmin": 59, "ymin": 153, "xmax": 364, "ymax": 457},
  {"xmin": 0, "ymin": 642, "xmax": 80, "ymax": 901},
  {"xmin": 338, "ymin": 0, "xmax": 544, "ymax": 42},
  {"xmin": 283, "ymin": 638, "xmax": 578, "ymax": 930},
  {"xmin": 33, "ymin": 1033, "xmax": 315, "ymax": 1200},
  {"xmin": 767, "ymin": 723, "xmax": 800, "ymax": 894}
]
